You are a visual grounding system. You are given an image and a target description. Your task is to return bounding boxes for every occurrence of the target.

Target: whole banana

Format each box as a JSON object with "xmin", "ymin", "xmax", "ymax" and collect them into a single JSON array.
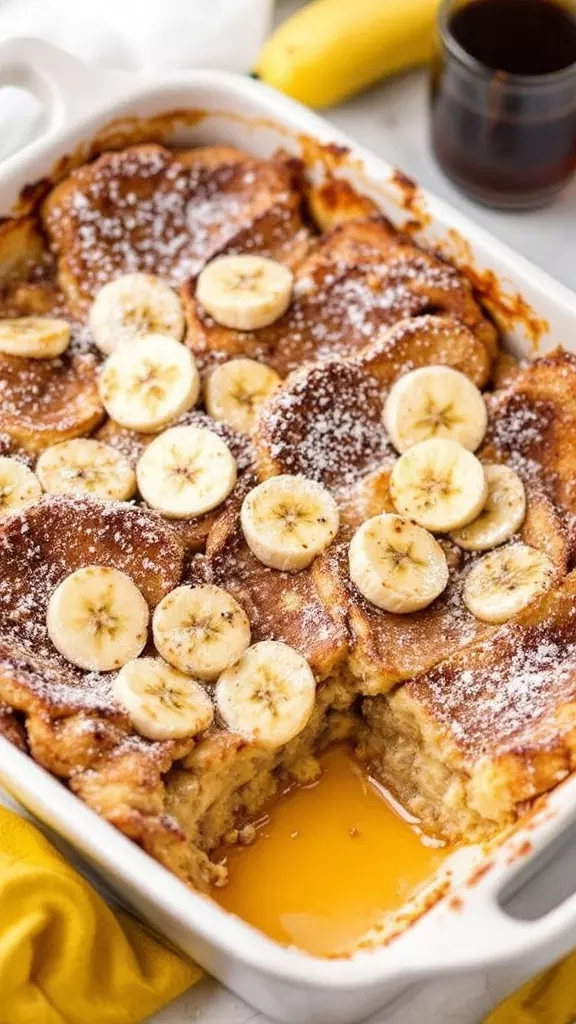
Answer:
[{"xmin": 256, "ymin": 0, "xmax": 439, "ymax": 109}]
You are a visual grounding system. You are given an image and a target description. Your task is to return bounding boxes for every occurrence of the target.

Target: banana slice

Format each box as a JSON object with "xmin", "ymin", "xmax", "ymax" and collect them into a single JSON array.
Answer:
[
  {"xmin": 36, "ymin": 439, "xmax": 136, "ymax": 502},
  {"xmin": 348, "ymin": 513, "xmax": 449, "ymax": 613},
  {"xmin": 241, "ymin": 474, "xmax": 339, "ymax": 571},
  {"xmin": 113, "ymin": 659, "xmax": 212, "ymax": 741},
  {"xmin": 46, "ymin": 565, "xmax": 149, "ymax": 671},
  {"xmin": 113, "ymin": 657, "xmax": 213, "ymax": 741},
  {"xmin": 383, "ymin": 365, "xmax": 487, "ymax": 454},
  {"xmin": 463, "ymin": 542, "xmax": 555, "ymax": 624},
  {"xmin": 136, "ymin": 425, "xmax": 237, "ymax": 519},
  {"xmin": 153, "ymin": 584, "xmax": 250, "ymax": 680},
  {"xmin": 205, "ymin": 358, "xmax": 281, "ymax": 434},
  {"xmin": 215, "ymin": 640, "xmax": 315, "ymax": 749},
  {"xmin": 89, "ymin": 273, "xmax": 185, "ymax": 355},
  {"xmin": 450, "ymin": 464, "xmax": 526, "ymax": 552},
  {"xmin": 99, "ymin": 334, "xmax": 200, "ymax": 433},
  {"xmin": 390, "ymin": 438, "xmax": 487, "ymax": 533},
  {"xmin": 196, "ymin": 254, "xmax": 293, "ymax": 330},
  {"xmin": 0, "ymin": 456, "xmax": 42, "ymax": 516},
  {"xmin": 0, "ymin": 317, "xmax": 71, "ymax": 358}
]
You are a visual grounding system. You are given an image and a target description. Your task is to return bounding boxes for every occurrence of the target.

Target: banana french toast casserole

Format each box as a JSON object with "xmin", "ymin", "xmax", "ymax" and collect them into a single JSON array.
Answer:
[{"xmin": 1, "ymin": 141, "xmax": 576, "ymax": 895}]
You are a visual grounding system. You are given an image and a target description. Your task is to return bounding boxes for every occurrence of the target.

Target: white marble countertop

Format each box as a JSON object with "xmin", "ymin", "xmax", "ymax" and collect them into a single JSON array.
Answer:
[{"xmin": 2, "ymin": 38, "xmax": 576, "ymax": 1024}]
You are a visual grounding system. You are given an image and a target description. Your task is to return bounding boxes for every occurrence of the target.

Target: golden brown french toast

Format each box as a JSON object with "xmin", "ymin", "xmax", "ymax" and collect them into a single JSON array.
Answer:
[
  {"xmin": 204, "ymin": 502, "xmax": 348, "ymax": 681},
  {"xmin": 363, "ymin": 570, "xmax": 576, "ymax": 841},
  {"xmin": 355, "ymin": 314, "xmax": 490, "ymax": 389},
  {"xmin": 184, "ymin": 216, "xmax": 497, "ymax": 378},
  {"xmin": 482, "ymin": 348, "xmax": 576, "ymax": 529},
  {"xmin": 0, "ymin": 493, "xmax": 216, "ymax": 886},
  {"xmin": 314, "ymin": 487, "xmax": 568, "ymax": 697},
  {"xmin": 42, "ymin": 144, "xmax": 309, "ymax": 317},
  {"xmin": 1, "ymin": 133, "xmax": 575, "ymax": 908},
  {"xmin": 254, "ymin": 359, "xmax": 395, "ymax": 490},
  {"xmin": 0, "ymin": 349, "xmax": 103, "ymax": 455},
  {"xmin": 97, "ymin": 408, "xmax": 257, "ymax": 553}
]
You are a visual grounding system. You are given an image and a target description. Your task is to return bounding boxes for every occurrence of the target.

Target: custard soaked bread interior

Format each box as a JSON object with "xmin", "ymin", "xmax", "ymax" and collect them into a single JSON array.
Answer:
[{"xmin": 1, "ymin": 140, "xmax": 576, "ymax": 938}]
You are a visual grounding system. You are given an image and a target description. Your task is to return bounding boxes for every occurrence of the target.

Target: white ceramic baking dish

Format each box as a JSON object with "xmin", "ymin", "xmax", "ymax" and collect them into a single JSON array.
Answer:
[{"xmin": 2, "ymin": 37, "xmax": 576, "ymax": 1024}]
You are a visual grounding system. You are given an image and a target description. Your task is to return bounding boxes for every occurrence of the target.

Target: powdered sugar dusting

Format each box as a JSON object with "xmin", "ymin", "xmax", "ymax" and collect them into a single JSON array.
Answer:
[
  {"xmin": 44, "ymin": 146, "xmax": 303, "ymax": 305},
  {"xmin": 0, "ymin": 493, "xmax": 184, "ymax": 714},
  {"xmin": 2, "ymin": 138, "xmax": 575, "ymax": 836},
  {"xmin": 0, "ymin": 349, "xmax": 101, "ymax": 432},
  {"xmin": 336, "ymin": 538, "xmax": 484, "ymax": 678},
  {"xmin": 484, "ymin": 391, "xmax": 552, "ymax": 489},
  {"xmin": 411, "ymin": 594, "xmax": 576, "ymax": 757},
  {"xmin": 206, "ymin": 510, "xmax": 346, "ymax": 675},
  {"xmin": 259, "ymin": 360, "xmax": 394, "ymax": 488},
  {"xmin": 0, "ymin": 641, "xmax": 115, "ymax": 714},
  {"xmin": 241, "ymin": 243, "xmax": 472, "ymax": 376}
]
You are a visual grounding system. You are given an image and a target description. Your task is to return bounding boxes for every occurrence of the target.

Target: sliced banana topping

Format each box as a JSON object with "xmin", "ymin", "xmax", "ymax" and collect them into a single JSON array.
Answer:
[
  {"xmin": 113, "ymin": 657, "xmax": 214, "ymax": 741},
  {"xmin": 196, "ymin": 254, "xmax": 293, "ymax": 330},
  {"xmin": 136, "ymin": 425, "xmax": 237, "ymax": 519},
  {"xmin": 215, "ymin": 640, "xmax": 316, "ymax": 749},
  {"xmin": 153, "ymin": 584, "xmax": 250, "ymax": 681},
  {"xmin": 0, "ymin": 317, "xmax": 71, "ymax": 359},
  {"xmin": 89, "ymin": 273, "xmax": 185, "ymax": 355},
  {"xmin": 349, "ymin": 513, "xmax": 449, "ymax": 613},
  {"xmin": 0, "ymin": 456, "xmax": 42, "ymax": 516},
  {"xmin": 99, "ymin": 334, "xmax": 200, "ymax": 433},
  {"xmin": 205, "ymin": 358, "xmax": 281, "ymax": 435},
  {"xmin": 451, "ymin": 464, "xmax": 526, "ymax": 552},
  {"xmin": 463, "ymin": 542, "xmax": 555, "ymax": 623},
  {"xmin": 383, "ymin": 365, "xmax": 488, "ymax": 453},
  {"xmin": 241, "ymin": 474, "xmax": 339, "ymax": 571},
  {"xmin": 36, "ymin": 439, "xmax": 136, "ymax": 502},
  {"xmin": 46, "ymin": 566, "xmax": 149, "ymax": 671},
  {"xmin": 390, "ymin": 438, "xmax": 488, "ymax": 533}
]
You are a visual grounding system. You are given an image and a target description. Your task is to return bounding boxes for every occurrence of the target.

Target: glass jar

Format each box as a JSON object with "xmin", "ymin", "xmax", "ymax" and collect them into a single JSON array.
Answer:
[{"xmin": 430, "ymin": 0, "xmax": 576, "ymax": 209}]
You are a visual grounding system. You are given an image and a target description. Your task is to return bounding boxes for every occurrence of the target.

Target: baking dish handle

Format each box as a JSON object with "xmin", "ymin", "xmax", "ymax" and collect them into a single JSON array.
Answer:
[
  {"xmin": 0, "ymin": 38, "xmax": 131, "ymax": 167},
  {"xmin": 411, "ymin": 880, "xmax": 576, "ymax": 980}
]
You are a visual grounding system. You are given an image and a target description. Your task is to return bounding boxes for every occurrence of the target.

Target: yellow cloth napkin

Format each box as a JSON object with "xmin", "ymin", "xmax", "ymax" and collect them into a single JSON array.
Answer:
[
  {"xmin": 485, "ymin": 956, "xmax": 576, "ymax": 1024},
  {"xmin": 1, "ymin": 804, "xmax": 575, "ymax": 1024},
  {"xmin": 0, "ymin": 807, "xmax": 200, "ymax": 1024}
]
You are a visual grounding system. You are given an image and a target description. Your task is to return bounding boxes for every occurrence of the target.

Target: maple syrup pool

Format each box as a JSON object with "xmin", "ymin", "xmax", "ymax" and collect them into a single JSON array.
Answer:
[{"xmin": 213, "ymin": 746, "xmax": 448, "ymax": 956}]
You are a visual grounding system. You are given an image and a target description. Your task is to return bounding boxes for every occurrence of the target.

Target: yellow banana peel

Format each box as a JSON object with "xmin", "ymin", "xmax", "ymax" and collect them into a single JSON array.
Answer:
[{"xmin": 255, "ymin": 0, "xmax": 439, "ymax": 109}]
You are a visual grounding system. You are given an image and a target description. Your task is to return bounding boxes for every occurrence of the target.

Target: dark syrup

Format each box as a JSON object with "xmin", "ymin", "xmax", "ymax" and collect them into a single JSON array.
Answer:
[{"xmin": 431, "ymin": 0, "xmax": 576, "ymax": 207}]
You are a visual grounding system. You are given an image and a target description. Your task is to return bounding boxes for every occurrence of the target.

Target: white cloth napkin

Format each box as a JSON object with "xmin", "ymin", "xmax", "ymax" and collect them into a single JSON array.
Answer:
[{"xmin": 0, "ymin": 0, "xmax": 273, "ymax": 160}]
